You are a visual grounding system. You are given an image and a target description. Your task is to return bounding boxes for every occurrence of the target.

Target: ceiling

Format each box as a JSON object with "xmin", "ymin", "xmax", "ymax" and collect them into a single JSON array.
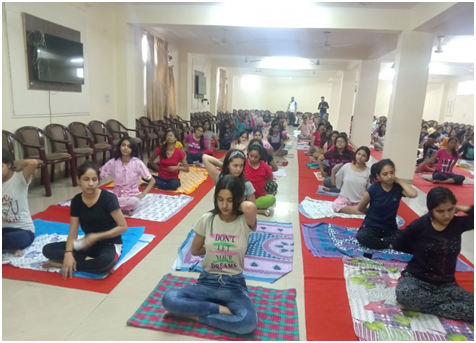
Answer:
[{"xmin": 135, "ymin": 2, "xmax": 474, "ymax": 78}]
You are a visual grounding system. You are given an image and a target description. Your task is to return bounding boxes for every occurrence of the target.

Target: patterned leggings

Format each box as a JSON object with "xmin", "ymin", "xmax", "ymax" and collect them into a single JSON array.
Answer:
[
  {"xmin": 356, "ymin": 226, "xmax": 398, "ymax": 250},
  {"xmin": 396, "ymin": 272, "xmax": 474, "ymax": 322}
]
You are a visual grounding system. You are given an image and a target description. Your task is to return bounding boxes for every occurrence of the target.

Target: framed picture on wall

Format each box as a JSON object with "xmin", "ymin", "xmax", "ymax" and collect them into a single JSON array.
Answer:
[{"xmin": 445, "ymin": 98, "xmax": 455, "ymax": 117}]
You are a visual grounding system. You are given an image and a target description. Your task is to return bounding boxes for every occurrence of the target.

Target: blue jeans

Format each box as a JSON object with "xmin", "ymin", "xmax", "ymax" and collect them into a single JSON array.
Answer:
[
  {"xmin": 150, "ymin": 176, "xmax": 181, "ymax": 191},
  {"xmin": 2, "ymin": 227, "xmax": 35, "ymax": 251},
  {"xmin": 162, "ymin": 271, "xmax": 258, "ymax": 335},
  {"xmin": 433, "ymin": 171, "xmax": 465, "ymax": 185},
  {"xmin": 186, "ymin": 152, "xmax": 204, "ymax": 164}
]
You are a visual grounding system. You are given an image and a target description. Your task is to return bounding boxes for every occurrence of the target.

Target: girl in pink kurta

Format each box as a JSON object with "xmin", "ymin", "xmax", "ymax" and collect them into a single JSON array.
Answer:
[{"xmin": 100, "ymin": 137, "xmax": 156, "ymax": 214}]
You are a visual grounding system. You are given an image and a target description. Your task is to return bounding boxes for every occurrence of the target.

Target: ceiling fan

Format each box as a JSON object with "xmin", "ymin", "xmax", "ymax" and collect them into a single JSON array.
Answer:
[
  {"xmin": 316, "ymin": 31, "xmax": 353, "ymax": 49},
  {"xmin": 244, "ymin": 56, "xmax": 261, "ymax": 63},
  {"xmin": 211, "ymin": 29, "xmax": 229, "ymax": 46},
  {"xmin": 434, "ymin": 36, "xmax": 445, "ymax": 53}
]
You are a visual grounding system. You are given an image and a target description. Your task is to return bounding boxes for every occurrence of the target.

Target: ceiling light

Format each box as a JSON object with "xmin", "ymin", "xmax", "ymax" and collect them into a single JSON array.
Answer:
[
  {"xmin": 261, "ymin": 57, "xmax": 311, "ymax": 70},
  {"xmin": 434, "ymin": 36, "xmax": 444, "ymax": 54}
]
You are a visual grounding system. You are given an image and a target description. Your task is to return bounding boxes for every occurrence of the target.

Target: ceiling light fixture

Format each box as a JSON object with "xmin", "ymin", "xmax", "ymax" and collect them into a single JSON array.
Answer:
[{"xmin": 434, "ymin": 36, "xmax": 445, "ymax": 53}]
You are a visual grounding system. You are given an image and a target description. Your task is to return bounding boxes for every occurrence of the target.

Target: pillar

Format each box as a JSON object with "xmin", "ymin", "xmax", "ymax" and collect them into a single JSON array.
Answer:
[
  {"xmin": 177, "ymin": 46, "xmax": 192, "ymax": 120},
  {"xmin": 330, "ymin": 76, "xmax": 342, "ymax": 127},
  {"xmin": 336, "ymin": 71, "xmax": 357, "ymax": 134}
]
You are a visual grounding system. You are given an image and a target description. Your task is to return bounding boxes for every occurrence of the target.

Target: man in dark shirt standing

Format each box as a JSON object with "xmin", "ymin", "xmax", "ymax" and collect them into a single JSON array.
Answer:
[{"xmin": 318, "ymin": 96, "xmax": 329, "ymax": 121}]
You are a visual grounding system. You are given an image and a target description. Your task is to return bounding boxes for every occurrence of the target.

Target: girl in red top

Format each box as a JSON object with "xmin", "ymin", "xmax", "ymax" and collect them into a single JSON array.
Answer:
[
  {"xmin": 147, "ymin": 129, "xmax": 190, "ymax": 190},
  {"xmin": 244, "ymin": 143, "xmax": 276, "ymax": 216}
]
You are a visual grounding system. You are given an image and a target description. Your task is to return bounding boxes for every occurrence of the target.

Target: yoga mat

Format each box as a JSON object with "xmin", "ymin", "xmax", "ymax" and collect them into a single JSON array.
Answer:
[
  {"xmin": 300, "ymin": 222, "xmax": 473, "ymax": 271},
  {"xmin": 412, "ymin": 173, "xmax": 474, "ymax": 206},
  {"xmin": 172, "ymin": 221, "xmax": 294, "ymax": 283},
  {"xmin": 126, "ymin": 273, "xmax": 300, "ymax": 341},
  {"xmin": 306, "ymin": 162, "xmax": 320, "ymax": 169},
  {"xmin": 370, "ymin": 147, "xmax": 382, "ymax": 161},
  {"xmin": 316, "ymin": 185, "xmax": 339, "ymax": 197},
  {"xmin": 344, "ymin": 257, "xmax": 474, "ymax": 341},
  {"xmin": 104, "ymin": 166, "xmax": 209, "ymax": 195},
  {"xmin": 2, "ymin": 175, "xmax": 217, "ymax": 294},
  {"xmin": 2, "ymin": 219, "xmax": 146, "ymax": 279},
  {"xmin": 419, "ymin": 173, "xmax": 474, "ymax": 185},
  {"xmin": 130, "ymin": 193, "xmax": 193, "ymax": 222}
]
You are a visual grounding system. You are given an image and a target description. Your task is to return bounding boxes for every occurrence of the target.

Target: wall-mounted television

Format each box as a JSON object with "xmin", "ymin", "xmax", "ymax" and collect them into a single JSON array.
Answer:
[
  {"xmin": 195, "ymin": 74, "xmax": 206, "ymax": 95},
  {"xmin": 37, "ymin": 33, "xmax": 84, "ymax": 84}
]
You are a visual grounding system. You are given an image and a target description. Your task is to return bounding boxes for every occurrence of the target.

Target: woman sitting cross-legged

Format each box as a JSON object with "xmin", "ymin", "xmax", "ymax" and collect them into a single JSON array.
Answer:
[
  {"xmin": 2, "ymin": 149, "xmax": 38, "ymax": 257},
  {"xmin": 42, "ymin": 161, "xmax": 127, "ymax": 278},
  {"xmin": 417, "ymin": 137, "xmax": 465, "ymax": 185},
  {"xmin": 184, "ymin": 125, "xmax": 209, "ymax": 164},
  {"xmin": 330, "ymin": 146, "xmax": 371, "ymax": 215},
  {"xmin": 100, "ymin": 137, "xmax": 155, "ymax": 215},
  {"xmin": 161, "ymin": 174, "xmax": 258, "ymax": 335},
  {"xmin": 147, "ymin": 128, "xmax": 189, "ymax": 191},
  {"xmin": 392, "ymin": 187, "xmax": 474, "ymax": 322},
  {"xmin": 317, "ymin": 133, "xmax": 355, "ymax": 193},
  {"xmin": 356, "ymin": 159, "xmax": 418, "ymax": 250}
]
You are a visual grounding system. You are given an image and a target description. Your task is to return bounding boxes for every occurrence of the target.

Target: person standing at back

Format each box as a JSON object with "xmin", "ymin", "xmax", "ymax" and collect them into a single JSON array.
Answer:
[
  {"xmin": 286, "ymin": 96, "xmax": 297, "ymax": 126},
  {"xmin": 318, "ymin": 96, "xmax": 329, "ymax": 120}
]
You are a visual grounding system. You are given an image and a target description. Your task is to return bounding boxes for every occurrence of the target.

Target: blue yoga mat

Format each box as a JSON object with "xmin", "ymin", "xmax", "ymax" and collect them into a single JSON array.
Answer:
[{"xmin": 33, "ymin": 219, "xmax": 145, "ymax": 279}]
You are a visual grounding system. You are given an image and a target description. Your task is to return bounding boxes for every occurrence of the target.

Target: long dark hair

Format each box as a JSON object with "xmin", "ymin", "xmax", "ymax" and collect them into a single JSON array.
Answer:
[
  {"xmin": 333, "ymin": 134, "xmax": 352, "ymax": 156},
  {"xmin": 247, "ymin": 142, "xmax": 265, "ymax": 160},
  {"xmin": 161, "ymin": 128, "xmax": 178, "ymax": 159},
  {"xmin": 427, "ymin": 186, "xmax": 457, "ymax": 214},
  {"xmin": 353, "ymin": 146, "xmax": 371, "ymax": 163},
  {"xmin": 202, "ymin": 120, "xmax": 211, "ymax": 132},
  {"xmin": 2, "ymin": 149, "xmax": 14, "ymax": 168},
  {"xmin": 446, "ymin": 137, "xmax": 459, "ymax": 157},
  {"xmin": 222, "ymin": 149, "xmax": 246, "ymax": 182},
  {"xmin": 377, "ymin": 124, "xmax": 386, "ymax": 137},
  {"xmin": 369, "ymin": 159, "xmax": 395, "ymax": 184},
  {"xmin": 193, "ymin": 125, "xmax": 205, "ymax": 150},
  {"xmin": 211, "ymin": 174, "xmax": 244, "ymax": 218},
  {"xmin": 113, "ymin": 136, "xmax": 139, "ymax": 160},
  {"xmin": 78, "ymin": 160, "xmax": 100, "ymax": 180},
  {"xmin": 219, "ymin": 119, "xmax": 231, "ymax": 140}
]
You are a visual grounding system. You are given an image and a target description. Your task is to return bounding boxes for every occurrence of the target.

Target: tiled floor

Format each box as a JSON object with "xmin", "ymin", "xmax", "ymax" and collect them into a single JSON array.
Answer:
[{"xmin": 2, "ymin": 142, "xmax": 473, "ymax": 341}]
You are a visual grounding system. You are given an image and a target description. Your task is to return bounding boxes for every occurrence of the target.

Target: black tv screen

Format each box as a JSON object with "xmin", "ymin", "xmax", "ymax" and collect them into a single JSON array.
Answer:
[
  {"xmin": 195, "ymin": 74, "xmax": 206, "ymax": 95},
  {"xmin": 37, "ymin": 33, "xmax": 84, "ymax": 85}
]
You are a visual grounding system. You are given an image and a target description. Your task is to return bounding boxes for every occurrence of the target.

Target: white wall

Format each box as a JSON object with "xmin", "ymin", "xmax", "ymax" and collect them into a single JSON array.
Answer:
[
  {"xmin": 441, "ymin": 76, "xmax": 474, "ymax": 124},
  {"xmin": 422, "ymin": 83, "xmax": 443, "ymax": 121},
  {"xmin": 2, "ymin": 2, "xmax": 118, "ymax": 132},
  {"xmin": 231, "ymin": 75, "xmax": 332, "ymax": 113}
]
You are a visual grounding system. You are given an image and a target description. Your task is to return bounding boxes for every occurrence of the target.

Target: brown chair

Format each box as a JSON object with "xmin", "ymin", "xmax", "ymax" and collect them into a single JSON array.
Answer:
[
  {"xmin": 88, "ymin": 121, "xmax": 117, "ymax": 165},
  {"xmin": 2, "ymin": 130, "xmax": 51, "ymax": 196},
  {"xmin": 15, "ymin": 126, "xmax": 78, "ymax": 194},
  {"xmin": 139, "ymin": 116, "xmax": 164, "ymax": 147},
  {"xmin": 69, "ymin": 122, "xmax": 113, "ymax": 166},
  {"xmin": 45, "ymin": 124, "xmax": 96, "ymax": 168},
  {"xmin": 106, "ymin": 119, "xmax": 144, "ymax": 159},
  {"xmin": 136, "ymin": 119, "xmax": 159, "ymax": 153}
]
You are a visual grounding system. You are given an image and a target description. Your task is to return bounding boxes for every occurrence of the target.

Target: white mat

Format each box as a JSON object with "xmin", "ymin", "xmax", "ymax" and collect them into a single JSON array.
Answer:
[
  {"xmin": 299, "ymin": 197, "xmax": 366, "ymax": 219},
  {"xmin": 131, "ymin": 193, "xmax": 193, "ymax": 222},
  {"xmin": 2, "ymin": 233, "xmax": 155, "ymax": 273},
  {"xmin": 273, "ymin": 169, "xmax": 287, "ymax": 178}
]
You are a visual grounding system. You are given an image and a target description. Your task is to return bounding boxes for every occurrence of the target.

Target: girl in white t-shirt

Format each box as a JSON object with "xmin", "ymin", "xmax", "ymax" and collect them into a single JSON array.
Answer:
[
  {"xmin": 2, "ymin": 149, "xmax": 38, "ymax": 256},
  {"xmin": 331, "ymin": 146, "xmax": 371, "ymax": 215},
  {"xmin": 162, "ymin": 174, "xmax": 258, "ymax": 335}
]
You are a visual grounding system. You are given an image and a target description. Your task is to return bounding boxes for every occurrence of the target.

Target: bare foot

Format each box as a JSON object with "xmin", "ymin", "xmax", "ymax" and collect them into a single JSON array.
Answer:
[
  {"xmin": 219, "ymin": 305, "xmax": 233, "ymax": 315},
  {"xmin": 121, "ymin": 209, "xmax": 132, "ymax": 216},
  {"xmin": 163, "ymin": 311, "xmax": 174, "ymax": 319},
  {"xmin": 42, "ymin": 260, "xmax": 63, "ymax": 269},
  {"xmin": 4, "ymin": 249, "xmax": 24, "ymax": 257},
  {"xmin": 163, "ymin": 311, "xmax": 199, "ymax": 321},
  {"xmin": 322, "ymin": 187, "xmax": 331, "ymax": 192},
  {"xmin": 257, "ymin": 209, "xmax": 271, "ymax": 217}
]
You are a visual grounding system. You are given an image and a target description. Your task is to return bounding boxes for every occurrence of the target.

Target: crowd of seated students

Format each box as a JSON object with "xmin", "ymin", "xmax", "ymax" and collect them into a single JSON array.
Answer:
[{"xmin": 3, "ymin": 108, "xmax": 474, "ymax": 336}]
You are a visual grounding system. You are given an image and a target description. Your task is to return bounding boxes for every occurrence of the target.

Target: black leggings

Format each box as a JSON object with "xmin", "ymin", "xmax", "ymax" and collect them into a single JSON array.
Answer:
[
  {"xmin": 43, "ymin": 241, "xmax": 119, "ymax": 273},
  {"xmin": 356, "ymin": 226, "xmax": 398, "ymax": 250}
]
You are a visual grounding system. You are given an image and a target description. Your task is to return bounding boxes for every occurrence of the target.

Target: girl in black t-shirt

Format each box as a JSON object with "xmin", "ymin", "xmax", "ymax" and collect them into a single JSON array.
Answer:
[
  {"xmin": 392, "ymin": 187, "xmax": 474, "ymax": 322},
  {"xmin": 42, "ymin": 161, "xmax": 127, "ymax": 279}
]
